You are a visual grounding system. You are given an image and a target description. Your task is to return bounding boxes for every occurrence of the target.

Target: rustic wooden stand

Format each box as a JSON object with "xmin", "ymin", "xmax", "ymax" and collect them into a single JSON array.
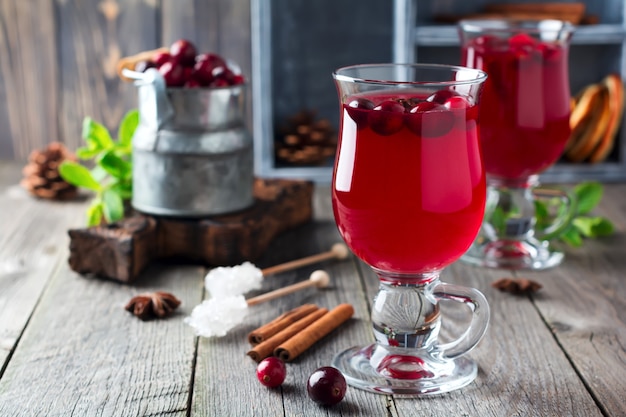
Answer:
[{"xmin": 68, "ymin": 179, "xmax": 314, "ymax": 282}]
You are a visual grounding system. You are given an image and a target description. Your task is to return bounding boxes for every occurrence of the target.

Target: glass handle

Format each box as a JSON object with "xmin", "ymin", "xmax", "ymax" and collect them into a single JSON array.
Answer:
[
  {"xmin": 533, "ymin": 188, "xmax": 577, "ymax": 240},
  {"xmin": 432, "ymin": 282, "xmax": 490, "ymax": 359}
]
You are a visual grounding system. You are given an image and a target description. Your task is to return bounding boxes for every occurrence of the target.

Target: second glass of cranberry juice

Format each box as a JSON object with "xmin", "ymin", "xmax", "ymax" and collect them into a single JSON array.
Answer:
[
  {"xmin": 459, "ymin": 20, "xmax": 576, "ymax": 270},
  {"xmin": 331, "ymin": 64, "xmax": 490, "ymax": 396}
]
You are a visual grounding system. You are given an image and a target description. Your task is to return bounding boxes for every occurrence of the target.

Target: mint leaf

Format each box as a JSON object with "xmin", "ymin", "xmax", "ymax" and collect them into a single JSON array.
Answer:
[
  {"xmin": 117, "ymin": 109, "xmax": 139, "ymax": 147},
  {"xmin": 559, "ymin": 226, "xmax": 583, "ymax": 247},
  {"xmin": 59, "ymin": 161, "xmax": 102, "ymax": 191},
  {"xmin": 574, "ymin": 216, "xmax": 614, "ymax": 237},
  {"xmin": 76, "ymin": 146, "xmax": 102, "ymax": 160},
  {"xmin": 102, "ymin": 189, "xmax": 124, "ymax": 223},
  {"xmin": 86, "ymin": 200, "xmax": 104, "ymax": 227},
  {"xmin": 82, "ymin": 117, "xmax": 115, "ymax": 150},
  {"xmin": 98, "ymin": 150, "xmax": 132, "ymax": 179},
  {"xmin": 110, "ymin": 181, "xmax": 133, "ymax": 199},
  {"xmin": 574, "ymin": 182, "xmax": 603, "ymax": 215}
]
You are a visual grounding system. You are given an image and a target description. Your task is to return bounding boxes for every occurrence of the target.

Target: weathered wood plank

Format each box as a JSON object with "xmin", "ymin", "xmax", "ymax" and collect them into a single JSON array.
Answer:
[
  {"xmin": 160, "ymin": 0, "xmax": 219, "ymax": 52},
  {"xmin": 527, "ymin": 183, "xmax": 626, "ymax": 417},
  {"xmin": 0, "ymin": 262, "xmax": 203, "ymax": 416},
  {"xmin": 56, "ymin": 0, "xmax": 158, "ymax": 154},
  {"xmin": 0, "ymin": 183, "xmax": 88, "ymax": 374},
  {"xmin": 0, "ymin": 0, "xmax": 58, "ymax": 160}
]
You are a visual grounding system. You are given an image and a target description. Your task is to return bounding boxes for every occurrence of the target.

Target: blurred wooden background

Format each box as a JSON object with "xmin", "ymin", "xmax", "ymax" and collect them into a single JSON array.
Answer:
[{"xmin": 0, "ymin": 0, "xmax": 251, "ymax": 161}]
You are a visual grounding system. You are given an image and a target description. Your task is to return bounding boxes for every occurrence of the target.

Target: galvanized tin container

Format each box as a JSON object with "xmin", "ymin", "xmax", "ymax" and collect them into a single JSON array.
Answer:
[{"xmin": 129, "ymin": 69, "xmax": 254, "ymax": 217}]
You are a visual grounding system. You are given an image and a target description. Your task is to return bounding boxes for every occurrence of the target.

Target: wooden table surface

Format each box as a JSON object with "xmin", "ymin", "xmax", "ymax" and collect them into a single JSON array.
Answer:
[{"xmin": 0, "ymin": 160, "xmax": 625, "ymax": 417}]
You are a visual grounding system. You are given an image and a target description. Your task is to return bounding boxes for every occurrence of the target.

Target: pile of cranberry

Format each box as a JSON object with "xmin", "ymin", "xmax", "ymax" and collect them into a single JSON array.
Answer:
[{"xmin": 135, "ymin": 39, "xmax": 245, "ymax": 88}]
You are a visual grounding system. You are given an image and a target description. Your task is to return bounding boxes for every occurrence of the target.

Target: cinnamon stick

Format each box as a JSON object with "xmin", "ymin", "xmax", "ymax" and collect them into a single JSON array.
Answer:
[
  {"xmin": 247, "ymin": 304, "xmax": 319, "ymax": 345},
  {"xmin": 274, "ymin": 303, "xmax": 354, "ymax": 362},
  {"xmin": 247, "ymin": 308, "xmax": 329, "ymax": 362}
]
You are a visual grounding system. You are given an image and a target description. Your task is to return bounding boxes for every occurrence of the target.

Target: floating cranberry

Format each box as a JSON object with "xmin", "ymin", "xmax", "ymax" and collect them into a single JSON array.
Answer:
[
  {"xmin": 444, "ymin": 95, "xmax": 470, "ymax": 110},
  {"xmin": 307, "ymin": 366, "xmax": 346, "ymax": 406},
  {"xmin": 152, "ymin": 51, "xmax": 171, "ymax": 67},
  {"xmin": 170, "ymin": 39, "xmax": 197, "ymax": 67},
  {"xmin": 405, "ymin": 101, "xmax": 454, "ymax": 138},
  {"xmin": 426, "ymin": 89, "xmax": 459, "ymax": 105},
  {"xmin": 537, "ymin": 43, "xmax": 562, "ymax": 63},
  {"xmin": 196, "ymin": 53, "xmax": 227, "ymax": 68},
  {"xmin": 345, "ymin": 98, "xmax": 375, "ymax": 128},
  {"xmin": 256, "ymin": 357, "xmax": 287, "ymax": 388},
  {"xmin": 159, "ymin": 61, "xmax": 186, "ymax": 87},
  {"xmin": 369, "ymin": 100, "xmax": 406, "ymax": 135},
  {"xmin": 509, "ymin": 33, "xmax": 536, "ymax": 49}
]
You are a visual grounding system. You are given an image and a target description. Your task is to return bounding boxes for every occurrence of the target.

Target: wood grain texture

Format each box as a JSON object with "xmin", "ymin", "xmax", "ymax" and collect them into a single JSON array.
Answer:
[
  {"xmin": 56, "ymin": 0, "xmax": 158, "ymax": 159},
  {"xmin": 1, "ymin": 164, "xmax": 624, "ymax": 416},
  {"xmin": 526, "ymin": 183, "xmax": 626, "ymax": 417},
  {"xmin": 0, "ymin": 171, "xmax": 87, "ymax": 373},
  {"xmin": 0, "ymin": 262, "xmax": 203, "ymax": 416},
  {"xmin": 0, "ymin": 0, "xmax": 58, "ymax": 160}
]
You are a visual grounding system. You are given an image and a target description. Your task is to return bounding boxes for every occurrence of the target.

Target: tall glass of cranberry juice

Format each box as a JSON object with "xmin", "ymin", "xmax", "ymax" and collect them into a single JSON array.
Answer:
[
  {"xmin": 459, "ymin": 20, "xmax": 576, "ymax": 270},
  {"xmin": 331, "ymin": 64, "xmax": 490, "ymax": 396}
]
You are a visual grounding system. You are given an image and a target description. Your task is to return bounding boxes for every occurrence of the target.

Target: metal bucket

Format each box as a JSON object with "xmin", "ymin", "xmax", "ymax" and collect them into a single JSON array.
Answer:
[{"xmin": 129, "ymin": 69, "xmax": 254, "ymax": 217}]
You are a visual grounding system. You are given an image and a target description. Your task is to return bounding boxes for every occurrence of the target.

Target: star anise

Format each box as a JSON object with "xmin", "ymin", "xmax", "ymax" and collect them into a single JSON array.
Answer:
[
  {"xmin": 125, "ymin": 291, "xmax": 181, "ymax": 320},
  {"xmin": 492, "ymin": 278, "xmax": 542, "ymax": 295}
]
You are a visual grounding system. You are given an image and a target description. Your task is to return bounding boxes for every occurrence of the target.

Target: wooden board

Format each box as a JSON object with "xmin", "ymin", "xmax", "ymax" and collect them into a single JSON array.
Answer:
[{"xmin": 68, "ymin": 179, "xmax": 314, "ymax": 282}]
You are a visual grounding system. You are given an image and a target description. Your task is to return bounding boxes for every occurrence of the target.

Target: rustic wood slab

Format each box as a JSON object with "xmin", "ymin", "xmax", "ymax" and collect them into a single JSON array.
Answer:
[{"xmin": 67, "ymin": 179, "xmax": 314, "ymax": 282}]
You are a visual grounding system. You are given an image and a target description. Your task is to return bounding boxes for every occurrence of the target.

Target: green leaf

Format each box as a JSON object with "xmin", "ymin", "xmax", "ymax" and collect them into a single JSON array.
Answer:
[
  {"xmin": 76, "ymin": 146, "xmax": 102, "ymax": 160},
  {"xmin": 82, "ymin": 117, "xmax": 115, "ymax": 150},
  {"xmin": 86, "ymin": 200, "xmax": 104, "ymax": 227},
  {"xmin": 102, "ymin": 189, "xmax": 125, "ymax": 223},
  {"xmin": 58, "ymin": 161, "xmax": 102, "ymax": 191},
  {"xmin": 574, "ymin": 182, "xmax": 603, "ymax": 215},
  {"xmin": 117, "ymin": 109, "xmax": 139, "ymax": 147},
  {"xmin": 573, "ymin": 216, "xmax": 615, "ymax": 238},
  {"xmin": 110, "ymin": 181, "xmax": 133, "ymax": 199},
  {"xmin": 97, "ymin": 150, "xmax": 132, "ymax": 179},
  {"xmin": 559, "ymin": 226, "xmax": 583, "ymax": 247},
  {"xmin": 90, "ymin": 165, "xmax": 108, "ymax": 183}
]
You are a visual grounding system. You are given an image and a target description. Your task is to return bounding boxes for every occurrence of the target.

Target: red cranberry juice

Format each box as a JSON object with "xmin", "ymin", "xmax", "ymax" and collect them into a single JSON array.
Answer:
[
  {"xmin": 462, "ymin": 33, "xmax": 571, "ymax": 179},
  {"xmin": 332, "ymin": 91, "xmax": 486, "ymax": 273}
]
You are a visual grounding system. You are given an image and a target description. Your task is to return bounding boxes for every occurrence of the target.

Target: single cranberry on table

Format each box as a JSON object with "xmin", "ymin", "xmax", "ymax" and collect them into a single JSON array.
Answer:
[
  {"xmin": 307, "ymin": 366, "xmax": 347, "ymax": 406},
  {"xmin": 170, "ymin": 39, "xmax": 198, "ymax": 67},
  {"xmin": 256, "ymin": 357, "xmax": 287, "ymax": 388},
  {"xmin": 369, "ymin": 100, "xmax": 406, "ymax": 136}
]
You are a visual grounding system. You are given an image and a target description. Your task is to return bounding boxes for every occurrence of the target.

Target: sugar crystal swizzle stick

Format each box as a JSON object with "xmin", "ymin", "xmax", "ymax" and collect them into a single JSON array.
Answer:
[
  {"xmin": 185, "ymin": 270, "xmax": 330, "ymax": 337},
  {"xmin": 204, "ymin": 243, "xmax": 348, "ymax": 297}
]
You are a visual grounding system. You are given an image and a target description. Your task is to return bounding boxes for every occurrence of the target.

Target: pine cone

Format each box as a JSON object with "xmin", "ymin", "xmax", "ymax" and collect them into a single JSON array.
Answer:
[
  {"xmin": 275, "ymin": 110, "xmax": 336, "ymax": 166},
  {"xmin": 21, "ymin": 142, "xmax": 78, "ymax": 200}
]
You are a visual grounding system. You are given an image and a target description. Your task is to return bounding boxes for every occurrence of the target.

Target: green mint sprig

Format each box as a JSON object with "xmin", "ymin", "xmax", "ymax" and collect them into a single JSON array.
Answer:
[
  {"xmin": 535, "ymin": 181, "xmax": 614, "ymax": 247},
  {"xmin": 59, "ymin": 110, "xmax": 138, "ymax": 226}
]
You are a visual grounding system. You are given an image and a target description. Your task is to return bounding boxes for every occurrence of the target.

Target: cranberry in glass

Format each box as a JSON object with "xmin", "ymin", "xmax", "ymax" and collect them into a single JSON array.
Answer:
[
  {"xmin": 405, "ymin": 101, "xmax": 454, "ymax": 138},
  {"xmin": 306, "ymin": 366, "xmax": 347, "ymax": 406},
  {"xmin": 369, "ymin": 100, "xmax": 406, "ymax": 136},
  {"xmin": 256, "ymin": 357, "xmax": 286, "ymax": 388},
  {"xmin": 345, "ymin": 98, "xmax": 375, "ymax": 129},
  {"xmin": 426, "ymin": 89, "xmax": 459, "ymax": 105},
  {"xmin": 170, "ymin": 39, "xmax": 197, "ymax": 67}
]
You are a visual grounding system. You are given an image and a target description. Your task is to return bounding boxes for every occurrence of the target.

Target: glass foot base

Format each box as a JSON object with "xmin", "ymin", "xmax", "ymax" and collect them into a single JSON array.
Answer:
[
  {"xmin": 461, "ymin": 237, "xmax": 563, "ymax": 270},
  {"xmin": 331, "ymin": 344, "xmax": 477, "ymax": 396}
]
